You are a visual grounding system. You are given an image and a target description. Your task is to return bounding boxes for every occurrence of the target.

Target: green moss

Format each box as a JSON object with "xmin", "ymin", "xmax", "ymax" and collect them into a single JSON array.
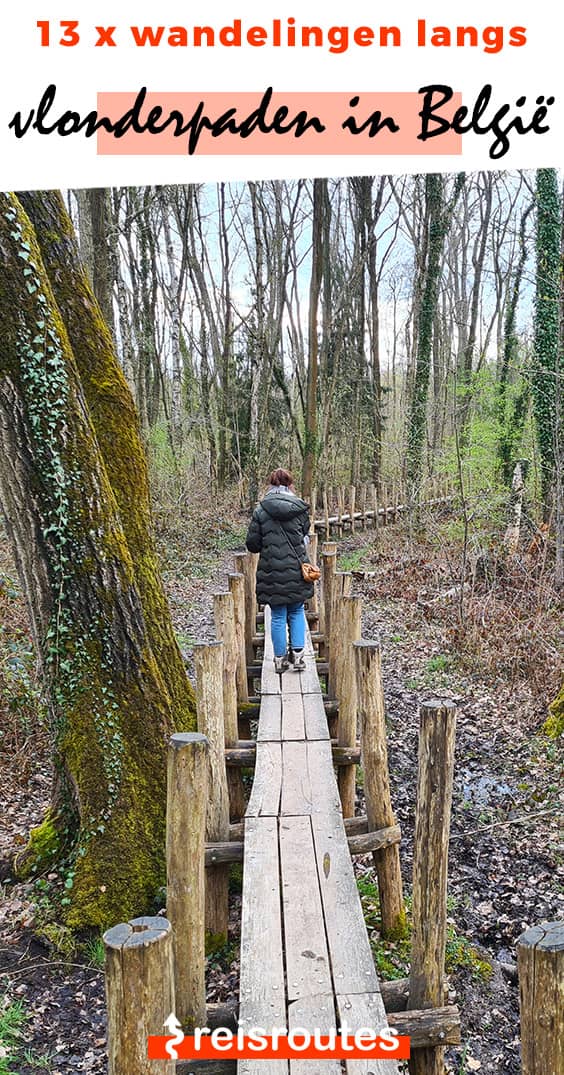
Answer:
[
  {"xmin": 357, "ymin": 875, "xmax": 489, "ymax": 982},
  {"xmin": 14, "ymin": 809, "xmax": 63, "ymax": 879},
  {"xmin": 383, "ymin": 906, "xmax": 409, "ymax": 943},
  {"xmin": 205, "ymin": 930, "xmax": 229, "ymax": 955},
  {"xmin": 229, "ymin": 863, "xmax": 244, "ymax": 893},
  {"xmin": 35, "ymin": 921, "xmax": 75, "ymax": 958},
  {"xmin": 544, "ymin": 681, "xmax": 564, "ymax": 738},
  {"xmin": 445, "ymin": 934, "xmax": 493, "ymax": 981}
]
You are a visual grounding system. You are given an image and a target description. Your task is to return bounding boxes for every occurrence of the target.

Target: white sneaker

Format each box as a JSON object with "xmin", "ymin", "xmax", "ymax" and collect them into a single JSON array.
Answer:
[
  {"xmin": 274, "ymin": 654, "xmax": 289, "ymax": 674},
  {"xmin": 292, "ymin": 649, "xmax": 306, "ymax": 671}
]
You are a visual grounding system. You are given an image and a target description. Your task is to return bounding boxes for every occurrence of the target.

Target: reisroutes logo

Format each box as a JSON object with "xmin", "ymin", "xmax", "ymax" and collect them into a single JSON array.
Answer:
[{"xmin": 149, "ymin": 1013, "xmax": 411, "ymax": 1061}]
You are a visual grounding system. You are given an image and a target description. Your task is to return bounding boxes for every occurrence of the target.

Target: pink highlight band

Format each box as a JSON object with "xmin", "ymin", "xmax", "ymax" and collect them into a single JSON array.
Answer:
[{"xmin": 96, "ymin": 90, "xmax": 462, "ymax": 155}]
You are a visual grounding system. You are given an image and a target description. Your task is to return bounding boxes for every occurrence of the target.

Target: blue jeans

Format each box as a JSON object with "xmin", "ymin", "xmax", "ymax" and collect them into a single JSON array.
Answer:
[{"xmin": 270, "ymin": 603, "xmax": 306, "ymax": 657}]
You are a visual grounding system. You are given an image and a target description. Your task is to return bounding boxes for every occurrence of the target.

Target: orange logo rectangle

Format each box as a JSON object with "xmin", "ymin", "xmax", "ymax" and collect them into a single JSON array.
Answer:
[{"xmin": 147, "ymin": 1032, "xmax": 411, "ymax": 1060}]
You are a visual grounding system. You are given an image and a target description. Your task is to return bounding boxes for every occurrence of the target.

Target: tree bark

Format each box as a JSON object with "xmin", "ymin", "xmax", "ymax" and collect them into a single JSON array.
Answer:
[{"xmin": 0, "ymin": 192, "xmax": 195, "ymax": 930}]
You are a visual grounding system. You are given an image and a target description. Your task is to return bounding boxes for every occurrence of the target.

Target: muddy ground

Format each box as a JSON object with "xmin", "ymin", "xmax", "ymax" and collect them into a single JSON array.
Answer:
[{"xmin": 0, "ymin": 517, "xmax": 562, "ymax": 1075}]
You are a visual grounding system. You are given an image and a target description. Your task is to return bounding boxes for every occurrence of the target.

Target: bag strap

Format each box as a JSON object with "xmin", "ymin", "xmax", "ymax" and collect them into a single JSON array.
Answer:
[{"xmin": 275, "ymin": 519, "xmax": 306, "ymax": 565}]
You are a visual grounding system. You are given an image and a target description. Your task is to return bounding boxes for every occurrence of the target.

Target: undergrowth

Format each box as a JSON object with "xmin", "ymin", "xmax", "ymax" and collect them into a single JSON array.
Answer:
[{"xmin": 357, "ymin": 875, "xmax": 493, "ymax": 983}]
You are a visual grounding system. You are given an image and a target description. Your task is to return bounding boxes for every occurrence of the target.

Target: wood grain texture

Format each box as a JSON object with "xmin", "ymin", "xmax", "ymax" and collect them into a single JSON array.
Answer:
[
  {"xmin": 166, "ymin": 734, "xmax": 207, "ymax": 1028},
  {"xmin": 280, "ymin": 816, "xmax": 333, "ymax": 1001},
  {"xmin": 245, "ymin": 741, "xmax": 282, "ymax": 817},
  {"xmin": 408, "ymin": 700, "xmax": 457, "ymax": 1075},
  {"xmin": 354, "ymin": 641, "xmax": 404, "ymax": 939},
  {"xmin": 518, "ymin": 920, "xmax": 564, "ymax": 1075},
  {"xmin": 288, "ymin": 995, "xmax": 341, "ymax": 1075},
  {"xmin": 194, "ymin": 644, "xmax": 230, "ymax": 940},
  {"xmin": 228, "ymin": 571, "xmax": 249, "ymax": 703},
  {"xmin": 311, "ymin": 810, "xmax": 381, "ymax": 996},
  {"xmin": 104, "ymin": 916, "xmax": 175, "ymax": 1075},
  {"xmin": 336, "ymin": 993, "xmax": 400, "ymax": 1074},
  {"xmin": 238, "ymin": 816, "xmax": 288, "ymax": 1075}
]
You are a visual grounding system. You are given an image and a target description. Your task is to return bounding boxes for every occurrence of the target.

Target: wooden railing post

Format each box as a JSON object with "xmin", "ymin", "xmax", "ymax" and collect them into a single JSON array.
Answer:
[
  {"xmin": 320, "ymin": 544, "xmax": 337, "ymax": 652},
  {"xmin": 228, "ymin": 572, "xmax": 248, "ymax": 704},
  {"xmin": 336, "ymin": 595, "xmax": 362, "ymax": 817},
  {"xmin": 194, "ymin": 642, "xmax": 230, "ymax": 946},
  {"xmin": 354, "ymin": 640, "xmax": 405, "ymax": 938},
  {"xmin": 308, "ymin": 531, "xmax": 319, "ymax": 619},
  {"xmin": 408, "ymin": 699, "xmax": 457, "ymax": 1075},
  {"xmin": 166, "ymin": 732, "xmax": 208, "ymax": 1029},
  {"xmin": 234, "ymin": 551, "xmax": 257, "ymax": 665},
  {"xmin": 329, "ymin": 572, "xmax": 352, "ymax": 701},
  {"xmin": 517, "ymin": 920, "xmax": 564, "ymax": 1075},
  {"xmin": 104, "ymin": 916, "xmax": 175, "ymax": 1075},
  {"xmin": 214, "ymin": 591, "xmax": 246, "ymax": 820}
]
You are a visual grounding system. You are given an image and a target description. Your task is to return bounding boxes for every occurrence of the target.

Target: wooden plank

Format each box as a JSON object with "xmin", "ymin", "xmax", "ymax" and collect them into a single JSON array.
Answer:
[
  {"xmin": 245, "ymin": 742, "xmax": 282, "ymax": 817},
  {"xmin": 281, "ymin": 649, "xmax": 322, "ymax": 695},
  {"xmin": 303, "ymin": 693, "xmax": 330, "ymax": 741},
  {"xmin": 304, "ymin": 739, "xmax": 343, "ymax": 817},
  {"xmin": 260, "ymin": 607, "xmax": 282, "ymax": 695},
  {"xmin": 238, "ymin": 817, "xmax": 288, "ymax": 1075},
  {"xmin": 280, "ymin": 742, "xmax": 313, "ymax": 815},
  {"xmin": 336, "ymin": 994, "xmax": 401, "ymax": 1074},
  {"xmin": 298, "ymin": 658, "xmax": 324, "ymax": 694},
  {"xmin": 280, "ymin": 742, "xmax": 340, "ymax": 817},
  {"xmin": 281, "ymin": 693, "xmax": 305, "ymax": 740},
  {"xmin": 256, "ymin": 694, "xmax": 282, "ymax": 742},
  {"xmin": 279, "ymin": 816, "xmax": 333, "ymax": 1002},
  {"xmin": 288, "ymin": 996, "xmax": 341, "ymax": 1075},
  {"xmin": 311, "ymin": 811, "xmax": 381, "ymax": 995}
]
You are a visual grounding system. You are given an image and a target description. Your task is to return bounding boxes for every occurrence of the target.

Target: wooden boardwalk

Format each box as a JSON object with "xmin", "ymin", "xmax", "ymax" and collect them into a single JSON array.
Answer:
[{"xmin": 238, "ymin": 610, "xmax": 400, "ymax": 1074}]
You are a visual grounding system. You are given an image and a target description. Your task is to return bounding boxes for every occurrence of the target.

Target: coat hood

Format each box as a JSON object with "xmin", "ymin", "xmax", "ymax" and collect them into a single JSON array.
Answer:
[{"xmin": 260, "ymin": 489, "xmax": 309, "ymax": 521}]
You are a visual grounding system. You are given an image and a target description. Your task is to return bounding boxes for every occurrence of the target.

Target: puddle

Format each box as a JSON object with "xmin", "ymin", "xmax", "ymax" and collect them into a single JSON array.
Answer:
[{"xmin": 461, "ymin": 769, "xmax": 514, "ymax": 807}]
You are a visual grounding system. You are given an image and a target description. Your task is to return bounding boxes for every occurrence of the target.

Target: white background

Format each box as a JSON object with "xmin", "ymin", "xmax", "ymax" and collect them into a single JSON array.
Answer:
[{"xmin": 1, "ymin": 1, "xmax": 563, "ymax": 189}]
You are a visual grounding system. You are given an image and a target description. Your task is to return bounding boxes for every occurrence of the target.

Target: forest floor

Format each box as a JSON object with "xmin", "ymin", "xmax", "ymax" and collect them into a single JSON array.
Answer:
[{"xmin": 0, "ymin": 493, "xmax": 562, "ymax": 1075}]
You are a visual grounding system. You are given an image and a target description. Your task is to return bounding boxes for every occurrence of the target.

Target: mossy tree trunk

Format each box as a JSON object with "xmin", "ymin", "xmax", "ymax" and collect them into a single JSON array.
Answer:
[
  {"xmin": 533, "ymin": 169, "xmax": 561, "ymax": 519},
  {"xmin": 0, "ymin": 193, "xmax": 196, "ymax": 930},
  {"xmin": 19, "ymin": 190, "xmax": 196, "ymax": 738},
  {"xmin": 496, "ymin": 201, "xmax": 533, "ymax": 484}
]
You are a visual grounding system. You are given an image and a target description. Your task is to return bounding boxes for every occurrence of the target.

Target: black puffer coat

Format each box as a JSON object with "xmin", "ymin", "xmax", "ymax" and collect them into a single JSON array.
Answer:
[{"xmin": 245, "ymin": 489, "xmax": 314, "ymax": 607}]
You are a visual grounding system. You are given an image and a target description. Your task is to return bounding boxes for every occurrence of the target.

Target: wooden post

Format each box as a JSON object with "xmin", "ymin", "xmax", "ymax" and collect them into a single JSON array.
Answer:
[
  {"xmin": 337, "ymin": 596, "xmax": 362, "ymax": 817},
  {"xmin": 349, "ymin": 484, "xmax": 356, "ymax": 534},
  {"xmin": 360, "ymin": 483, "xmax": 367, "ymax": 528},
  {"xmin": 307, "ymin": 531, "xmax": 320, "ymax": 619},
  {"xmin": 311, "ymin": 485, "xmax": 317, "ymax": 521},
  {"xmin": 214, "ymin": 592, "xmax": 246, "ymax": 820},
  {"xmin": 354, "ymin": 641, "xmax": 405, "ymax": 938},
  {"xmin": 320, "ymin": 544, "xmax": 337, "ymax": 650},
  {"xmin": 234, "ymin": 551, "xmax": 257, "ymax": 664},
  {"xmin": 328, "ymin": 572, "xmax": 352, "ymax": 700},
  {"xmin": 408, "ymin": 699, "xmax": 457, "ymax": 1075},
  {"xmin": 104, "ymin": 915, "xmax": 175, "ymax": 1075},
  {"xmin": 382, "ymin": 485, "xmax": 389, "ymax": 525},
  {"xmin": 166, "ymin": 732, "xmax": 208, "ymax": 1029},
  {"xmin": 194, "ymin": 643, "xmax": 230, "ymax": 944},
  {"xmin": 517, "ymin": 921, "xmax": 564, "ymax": 1075},
  {"xmin": 228, "ymin": 572, "xmax": 248, "ymax": 704}
]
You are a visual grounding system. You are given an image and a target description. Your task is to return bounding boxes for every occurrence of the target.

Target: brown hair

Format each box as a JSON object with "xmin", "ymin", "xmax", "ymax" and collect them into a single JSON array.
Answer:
[{"xmin": 268, "ymin": 468, "xmax": 294, "ymax": 488}]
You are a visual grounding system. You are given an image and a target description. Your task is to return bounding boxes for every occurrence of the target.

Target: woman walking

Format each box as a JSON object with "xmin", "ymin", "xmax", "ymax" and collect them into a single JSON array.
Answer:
[{"xmin": 245, "ymin": 468, "xmax": 314, "ymax": 673}]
